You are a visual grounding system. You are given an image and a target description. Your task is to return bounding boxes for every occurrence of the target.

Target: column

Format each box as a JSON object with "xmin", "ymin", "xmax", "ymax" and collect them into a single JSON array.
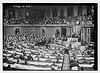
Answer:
[
  {"xmin": 45, "ymin": 10, "xmax": 47, "ymax": 17},
  {"xmin": 63, "ymin": 54, "xmax": 70, "ymax": 70},
  {"xmin": 66, "ymin": 27, "xmax": 68, "ymax": 36},
  {"xmin": 74, "ymin": 6, "xmax": 78, "ymax": 16},
  {"xmin": 15, "ymin": 10, "xmax": 18, "ymax": 17},
  {"xmin": 64, "ymin": 7, "xmax": 67, "ymax": 17},
  {"xmin": 81, "ymin": 28, "xmax": 85, "ymax": 41},
  {"xmin": 70, "ymin": 27, "xmax": 73, "ymax": 38},
  {"xmin": 50, "ymin": 9, "xmax": 52, "ymax": 17},
  {"xmin": 67, "ymin": 27, "xmax": 70, "ymax": 36},
  {"xmin": 82, "ymin": 6, "xmax": 87, "ymax": 16},
  {"xmin": 57, "ymin": 8, "xmax": 60, "ymax": 16},
  {"xmin": 22, "ymin": 10, "xmax": 25, "ymax": 18},
  {"xmin": 5, "ymin": 9, "xmax": 8, "ymax": 17},
  {"xmin": 87, "ymin": 28, "xmax": 90, "ymax": 43}
]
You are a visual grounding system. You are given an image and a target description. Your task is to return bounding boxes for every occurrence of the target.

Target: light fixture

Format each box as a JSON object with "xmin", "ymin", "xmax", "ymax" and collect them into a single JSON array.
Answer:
[{"xmin": 76, "ymin": 20, "xmax": 80, "ymax": 25}]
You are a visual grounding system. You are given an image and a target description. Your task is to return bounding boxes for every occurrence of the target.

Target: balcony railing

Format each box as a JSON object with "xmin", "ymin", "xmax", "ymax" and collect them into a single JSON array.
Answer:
[{"xmin": 3, "ymin": 21, "xmax": 94, "ymax": 27}]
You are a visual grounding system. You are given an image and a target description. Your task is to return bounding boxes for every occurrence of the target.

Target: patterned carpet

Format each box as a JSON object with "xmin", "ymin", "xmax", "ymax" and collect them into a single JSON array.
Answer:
[{"xmin": 63, "ymin": 54, "xmax": 70, "ymax": 70}]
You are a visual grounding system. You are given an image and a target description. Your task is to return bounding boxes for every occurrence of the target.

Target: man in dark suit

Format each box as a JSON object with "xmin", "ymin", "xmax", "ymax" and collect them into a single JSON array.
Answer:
[
  {"xmin": 19, "ymin": 55, "xmax": 25, "ymax": 60},
  {"xmin": 27, "ymin": 54, "xmax": 33, "ymax": 61}
]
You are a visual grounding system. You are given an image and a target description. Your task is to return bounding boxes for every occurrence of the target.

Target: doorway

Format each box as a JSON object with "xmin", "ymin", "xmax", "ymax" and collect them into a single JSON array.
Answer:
[
  {"xmin": 15, "ymin": 28, "xmax": 21, "ymax": 35},
  {"xmin": 61, "ymin": 28, "xmax": 66, "ymax": 37}
]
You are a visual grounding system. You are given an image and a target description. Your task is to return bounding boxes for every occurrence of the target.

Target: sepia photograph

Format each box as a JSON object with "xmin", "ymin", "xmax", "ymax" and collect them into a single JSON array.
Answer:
[{"xmin": 3, "ymin": 3, "xmax": 98, "ymax": 71}]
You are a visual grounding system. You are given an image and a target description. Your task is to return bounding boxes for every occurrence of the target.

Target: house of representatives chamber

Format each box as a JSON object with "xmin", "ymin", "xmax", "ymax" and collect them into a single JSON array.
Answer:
[{"xmin": 3, "ymin": 3, "xmax": 97, "ymax": 71}]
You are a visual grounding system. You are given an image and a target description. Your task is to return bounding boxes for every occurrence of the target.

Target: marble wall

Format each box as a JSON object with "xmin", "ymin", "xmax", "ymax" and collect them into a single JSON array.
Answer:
[{"xmin": 3, "ymin": 25, "xmax": 93, "ymax": 43}]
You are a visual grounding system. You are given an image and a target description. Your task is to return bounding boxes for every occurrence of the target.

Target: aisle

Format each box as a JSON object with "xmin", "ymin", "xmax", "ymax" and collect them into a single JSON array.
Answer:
[{"xmin": 62, "ymin": 54, "xmax": 70, "ymax": 70}]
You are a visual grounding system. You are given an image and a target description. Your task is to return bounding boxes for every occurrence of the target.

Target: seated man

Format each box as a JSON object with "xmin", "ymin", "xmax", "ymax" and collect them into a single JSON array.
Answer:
[
  {"xmin": 51, "ymin": 62, "xmax": 56, "ymax": 70},
  {"xmin": 13, "ymin": 59, "xmax": 20, "ymax": 69},
  {"xmin": 27, "ymin": 54, "xmax": 33, "ymax": 61},
  {"xmin": 19, "ymin": 54, "xmax": 25, "ymax": 60},
  {"xmin": 70, "ymin": 59, "xmax": 77, "ymax": 64},
  {"xmin": 3, "ymin": 49, "xmax": 8, "ymax": 54},
  {"xmin": 24, "ymin": 55, "xmax": 28, "ymax": 60},
  {"xmin": 70, "ymin": 62, "xmax": 79, "ymax": 70},
  {"xmin": 8, "ymin": 41, "xmax": 14, "ymax": 47},
  {"xmin": 7, "ymin": 64, "xmax": 12, "ymax": 70},
  {"xmin": 64, "ymin": 49, "xmax": 69, "ymax": 54},
  {"xmin": 51, "ymin": 62, "xmax": 61, "ymax": 70},
  {"xmin": 56, "ymin": 55, "xmax": 61, "ymax": 63},
  {"xmin": 24, "ymin": 60, "xmax": 28, "ymax": 65},
  {"xmin": 79, "ymin": 67, "xmax": 84, "ymax": 71},
  {"xmin": 3, "ymin": 56, "xmax": 8, "ymax": 63},
  {"xmin": 82, "ymin": 60, "xmax": 90, "ymax": 64},
  {"xmin": 9, "ymin": 53, "xmax": 16, "ymax": 58},
  {"xmin": 46, "ymin": 57, "xmax": 52, "ymax": 62},
  {"xmin": 15, "ymin": 59, "xmax": 19, "ymax": 64}
]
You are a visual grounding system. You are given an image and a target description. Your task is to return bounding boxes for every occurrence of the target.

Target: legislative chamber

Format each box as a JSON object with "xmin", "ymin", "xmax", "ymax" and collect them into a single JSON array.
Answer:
[{"xmin": 3, "ymin": 3, "xmax": 97, "ymax": 71}]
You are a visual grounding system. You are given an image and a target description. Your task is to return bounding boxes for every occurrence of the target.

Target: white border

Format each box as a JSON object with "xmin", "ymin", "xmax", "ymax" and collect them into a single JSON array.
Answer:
[{"xmin": 0, "ymin": 0, "xmax": 99, "ymax": 73}]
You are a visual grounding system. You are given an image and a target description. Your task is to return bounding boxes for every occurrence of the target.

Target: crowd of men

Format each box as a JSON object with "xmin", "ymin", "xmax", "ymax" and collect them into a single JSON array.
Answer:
[
  {"xmin": 69, "ymin": 44, "xmax": 94, "ymax": 70},
  {"xmin": 4, "ymin": 14, "xmax": 93, "ymax": 25},
  {"xmin": 3, "ymin": 34, "xmax": 65, "ymax": 70},
  {"xmin": 3, "ymin": 33, "xmax": 94, "ymax": 70}
]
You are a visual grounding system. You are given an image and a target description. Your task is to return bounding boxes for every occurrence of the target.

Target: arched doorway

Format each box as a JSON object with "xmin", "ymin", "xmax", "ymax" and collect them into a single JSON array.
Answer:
[
  {"xmin": 42, "ymin": 28, "xmax": 45, "ymax": 37},
  {"xmin": 41, "ymin": 27, "xmax": 46, "ymax": 38},
  {"xmin": 55, "ymin": 27, "xmax": 61, "ymax": 38},
  {"xmin": 61, "ymin": 28, "xmax": 66, "ymax": 37},
  {"xmin": 14, "ymin": 27, "xmax": 21, "ymax": 35}
]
